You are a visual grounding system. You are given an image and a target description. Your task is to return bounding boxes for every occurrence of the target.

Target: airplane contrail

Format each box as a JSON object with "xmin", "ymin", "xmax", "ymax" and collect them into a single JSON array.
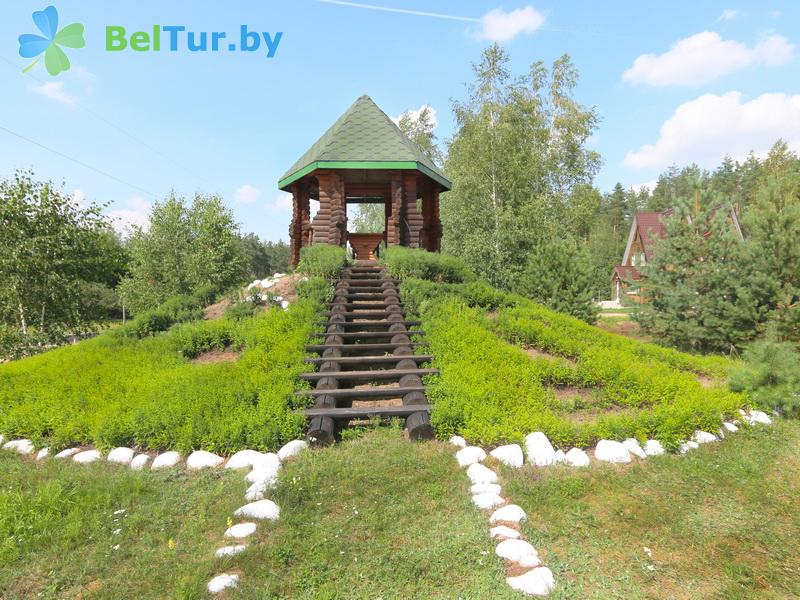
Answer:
[{"xmin": 316, "ymin": 0, "xmax": 480, "ymax": 23}]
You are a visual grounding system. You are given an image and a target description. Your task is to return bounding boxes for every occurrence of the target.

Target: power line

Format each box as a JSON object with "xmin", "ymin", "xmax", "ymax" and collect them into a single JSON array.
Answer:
[
  {"xmin": 0, "ymin": 124, "xmax": 157, "ymax": 198},
  {"xmin": 0, "ymin": 55, "xmax": 216, "ymax": 187}
]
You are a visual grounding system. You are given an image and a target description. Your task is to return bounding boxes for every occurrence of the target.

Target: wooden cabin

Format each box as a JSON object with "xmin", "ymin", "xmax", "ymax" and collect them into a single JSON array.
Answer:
[
  {"xmin": 611, "ymin": 207, "xmax": 743, "ymax": 303},
  {"xmin": 279, "ymin": 95, "xmax": 452, "ymax": 265}
]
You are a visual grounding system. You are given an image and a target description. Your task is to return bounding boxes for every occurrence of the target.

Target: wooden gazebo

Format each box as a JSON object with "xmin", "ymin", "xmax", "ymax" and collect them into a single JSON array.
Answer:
[{"xmin": 279, "ymin": 95, "xmax": 452, "ymax": 265}]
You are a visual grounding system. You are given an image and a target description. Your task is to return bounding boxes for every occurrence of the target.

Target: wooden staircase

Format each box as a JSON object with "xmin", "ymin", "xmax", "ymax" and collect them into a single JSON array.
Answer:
[{"xmin": 297, "ymin": 263, "xmax": 435, "ymax": 444}]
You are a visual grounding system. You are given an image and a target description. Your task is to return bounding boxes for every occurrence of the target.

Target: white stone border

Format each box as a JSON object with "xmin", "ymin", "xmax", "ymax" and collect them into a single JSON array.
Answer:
[
  {"xmin": 0, "ymin": 434, "xmax": 309, "ymax": 595},
  {"xmin": 447, "ymin": 409, "xmax": 775, "ymax": 597}
]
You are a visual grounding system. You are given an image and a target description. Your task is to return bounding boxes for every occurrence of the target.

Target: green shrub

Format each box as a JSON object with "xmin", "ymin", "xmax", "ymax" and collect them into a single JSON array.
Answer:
[
  {"xmin": 296, "ymin": 277, "xmax": 334, "ymax": 305},
  {"xmin": 400, "ymin": 278, "xmax": 513, "ymax": 314},
  {"xmin": 297, "ymin": 244, "xmax": 347, "ymax": 279},
  {"xmin": 382, "ymin": 247, "xmax": 474, "ymax": 283},
  {"xmin": 414, "ymin": 291, "xmax": 747, "ymax": 449},
  {"xmin": 0, "ymin": 300, "xmax": 318, "ymax": 453},
  {"xmin": 730, "ymin": 339, "xmax": 800, "ymax": 417}
]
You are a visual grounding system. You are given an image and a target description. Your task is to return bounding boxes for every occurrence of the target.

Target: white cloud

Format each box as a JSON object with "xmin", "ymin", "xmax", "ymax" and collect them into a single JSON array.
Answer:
[
  {"xmin": 717, "ymin": 9, "xmax": 740, "ymax": 21},
  {"xmin": 623, "ymin": 31, "xmax": 794, "ymax": 87},
  {"xmin": 391, "ymin": 104, "xmax": 439, "ymax": 129},
  {"xmin": 234, "ymin": 184, "xmax": 262, "ymax": 204},
  {"xmin": 32, "ymin": 81, "xmax": 76, "ymax": 104},
  {"xmin": 107, "ymin": 196, "xmax": 151, "ymax": 235},
  {"xmin": 265, "ymin": 193, "xmax": 294, "ymax": 212},
  {"xmin": 623, "ymin": 91, "xmax": 800, "ymax": 170},
  {"xmin": 478, "ymin": 6, "xmax": 546, "ymax": 42}
]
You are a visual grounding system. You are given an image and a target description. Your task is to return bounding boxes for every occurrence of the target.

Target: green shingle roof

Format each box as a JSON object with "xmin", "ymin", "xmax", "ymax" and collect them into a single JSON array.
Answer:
[{"xmin": 278, "ymin": 95, "xmax": 451, "ymax": 191}]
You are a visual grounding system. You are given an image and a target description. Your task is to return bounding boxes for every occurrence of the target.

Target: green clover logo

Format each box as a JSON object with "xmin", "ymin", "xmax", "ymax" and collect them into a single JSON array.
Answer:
[{"xmin": 18, "ymin": 6, "xmax": 85, "ymax": 76}]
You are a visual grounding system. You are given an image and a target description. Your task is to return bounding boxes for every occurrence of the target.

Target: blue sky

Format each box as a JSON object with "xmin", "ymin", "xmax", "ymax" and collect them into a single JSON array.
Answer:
[{"xmin": 1, "ymin": 1, "xmax": 798, "ymax": 241}]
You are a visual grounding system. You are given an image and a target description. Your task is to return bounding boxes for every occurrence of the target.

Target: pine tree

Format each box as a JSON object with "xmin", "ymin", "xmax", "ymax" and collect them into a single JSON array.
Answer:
[{"xmin": 634, "ymin": 198, "xmax": 758, "ymax": 353}]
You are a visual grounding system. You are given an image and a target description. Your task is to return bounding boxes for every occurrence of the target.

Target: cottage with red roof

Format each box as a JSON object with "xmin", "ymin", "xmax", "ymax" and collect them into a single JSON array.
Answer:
[{"xmin": 610, "ymin": 207, "xmax": 743, "ymax": 303}]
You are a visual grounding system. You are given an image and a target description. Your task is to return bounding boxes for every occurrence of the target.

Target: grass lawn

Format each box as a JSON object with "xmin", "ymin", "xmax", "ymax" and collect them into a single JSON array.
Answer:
[
  {"xmin": 0, "ymin": 453, "xmax": 248, "ymax": 599},
  {"xmin": 502, "ymin": 420, "xmax": 800, "ymax": 599},
  {"xmin": 3, "ymin": 423, "xmax": 798, "ymax": 599},
  {"xmin": 0, "ymin": 428, "xmax": 516, "ymax": 599}
]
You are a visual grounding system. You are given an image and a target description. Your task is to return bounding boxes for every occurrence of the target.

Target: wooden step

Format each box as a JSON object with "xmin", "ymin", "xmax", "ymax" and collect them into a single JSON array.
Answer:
[
  {"xmin": 306, "ymin": 342, "xmax": 427, "ymax": 353},
  {"xmin": 305, "ymin": 354, "xmax": 434, "ymax": 365},
  {"xmin": 311, "ymin": 331, "xmax": 425, "ymax": 339},
  {"xmin": 300, "ymin": 368, "xmax": 438, "ymax": 381},
  {"xmin": 344, "ymin": 267, "xmax": 385, "ymax": 273},
  {"xmin": 323, "ymin": 311, "xmax": 399, "ymax": 319},
  {"xmin": 342, "ymin": 293, "xmax": 392, "ymax": 300},
  {"xmin": 302, "ymin": 404, "xmax": 432, "ymax": 419},
  {"xmin": 296, "ymin": 385, "xmax": 427, "ymax": 399},
  {"xmin": 328, "ymin": 302, "xmax": 404, "ymax": 310},
  {"xmin": 340, "ymin": 279, "xmax": 400, "ymax": 286},
  {"xmin": 314, "ymin": 320, "xmax": 422, "ymax": 328}
]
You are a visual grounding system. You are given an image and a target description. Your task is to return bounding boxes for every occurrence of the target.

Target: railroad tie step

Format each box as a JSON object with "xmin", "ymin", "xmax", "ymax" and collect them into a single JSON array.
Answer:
[
  {"xmin": 304, "ymin": 354, "xmax": 434, "ymax": 365},
  {"xmin": 299, "ymin": 368, "xmax": 439, "ymax": 381}
]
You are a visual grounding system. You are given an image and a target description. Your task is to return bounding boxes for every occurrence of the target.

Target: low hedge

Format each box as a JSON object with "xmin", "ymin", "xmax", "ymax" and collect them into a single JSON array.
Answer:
[
  {"xmin": 410, "ymin": 286, "xmax": 749, "ymax": 450},
  {"xmin": 297, "ymin": 244, "xmax": 348, "ymax": 279},
  {"xmin": 0, "ymin": 301, "xmax": 318, "ymax": 453},
  {"xmin": 381, "ymin": 247, "xmax": 475, "ymax": 283}
]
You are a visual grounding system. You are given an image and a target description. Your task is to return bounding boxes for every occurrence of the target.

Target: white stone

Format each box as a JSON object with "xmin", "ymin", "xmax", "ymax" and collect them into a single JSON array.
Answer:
[
  {"xmin": 280, "ymin": 300, "xmax": 290, "ymax": 310},
  {"xmin": 524, "ymin": 432, "xmax": 556, "ymax": 466},
  {"xmin": 273, "ymin": 273, "xmax": 285, "ymax": 279},
  {"xmin": 73, "ymin": 450, "xmax": 101, "ymax": 464},
  {"xmin": 490, "ymin": 525, "xmax": 520, "ymax": 540},
  {"xmin": 594, "ymin": 440, "xmax": 631, "ymax": 464},
  {"xmin": 246, "ymin": 461, "xmax": 280, "ymax": 487},
  {"xmin": 207, "ymin": 573, "xmax": 239, "ymax": 593},
  {"xmin": 234, "ymin": 499, "xmax": 280, "ymax": 521},
  {"xmin": 692, "ymin": 431, "xmax": 717, "ymax": 444},
  {"xmin": 644, "ymin": 440, "xmax": 665, "ymax": 456},
  {"xmin": 466, "ymin": 463, "xmax": 498, "ymax": 485},
  {"xmin": 260, "ymin": 280, "xmax": 274, "ymax": 289},
  {"xmin": 456, "ymin": 446, "xmax": 487, "ymax": 467},
  {"xmin": 565, "ymin": 447, "xmax": 590, "ymax": 467},
  {"xmin": 496, "ymin": 539, "xmax": 539, "ymax": 565},
  {"xmin": 490, "ymin": 444, "xmax": 524, "ymax": 468},
  {"xmin": 470, "ymin": 483, "xmax": 502, "ymax": 495},
  {"xmin": 687, "ymin": 441, "xmax": 699, "ymax": 449},
  {"xmin": 472, "ymin": 492, "xmax": 505, "ymax": 509},
  {"xmin": 225, "ymin": 449, "xmax": 265, "ymax": 469},
  {"xmin": 151, "ymin": 451, "xmax": 181, "ymax": 469},
  {"xmin": 623, "ymin": 438, "xmax": 647, "ymax": 459},
  {"xmin": 448, "ymin": 435, "xmax": 467, "ymax": 448},
  {"xmin": 506, "ymin": 567, "xmax": 556, "ymax": 596},
  {"xmin": 215, "ymin": 545, "xmax": 247, "ymax": 558},
  {"xmin": 224, "ymin": 522, "xmax": 257, "ymax": 539},
  {"xmin": 55, "ymin": 447, "xmax": 80, "ymax": 459},
  {"xmin": 130, "ymin": 454, "xmax": 150, "ymax": 470},
  {"xmin": 519, "ymin": 554, "xmax": 542, "ymax": 568},
  {"xmin": 107, "ymin": 447, "xmax": 135, "ymax": 465},
  {"xmin": 277, "ymin": 439, "xmax": 308, "ymax": 460},
  {"xmin": 186, "ymin": 450, "xmax": 225, "ymax": 469},
  {"xmin": 245, "ymin": 481, "xmax": 267, "ymax": 502},
  {"xmin": 3, "ymin": 439, "xmax": 34, "ymax": 455},
  {"xmin": 490, "ymin": 504, "xmax": 527, "ymax": 524},
  {"xmin": 747, "ymin": 410, "xmax": 772, "ymax": 425},
  {"xmin": 36, "ymin": 448, "xmax": 50, "ymax": 460},
  {"xmin": 554, "ymin": 449, "xmax": 567, "ymax": 464},
  {"xmin": 722, "ymin": 421, "xmax": 739, "ymax": 433},
  {"xmin": 678, "ymin": 442, "xmax": 691, "ymax": 454}
]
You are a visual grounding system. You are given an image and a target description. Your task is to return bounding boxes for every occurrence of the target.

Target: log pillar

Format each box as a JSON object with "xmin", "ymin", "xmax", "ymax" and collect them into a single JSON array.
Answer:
[
  {"xmin": 328, "ymin": 171, "xmax": 346, "ymax": 246},
  {"xmin": 289, "ymin": 183, "xmax": 312, "ymax": 267},
  {"xmin": 387, "ymin": 173, "xmax": 403, "ymax": 246},
  {"xmin": 402, "ymin": 174, "xmax": 421, "ymax": 248},
  {"xmin": 312, "ymin": 174, "xmax": 332, "ymax": 245},
  {"xmin": 289, "ymin": 184, "xmax": 301, "ymax": 267}
]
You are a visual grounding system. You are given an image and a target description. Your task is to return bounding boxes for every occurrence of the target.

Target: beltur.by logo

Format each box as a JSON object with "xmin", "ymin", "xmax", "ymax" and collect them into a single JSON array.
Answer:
[
  {"xmin": 18, "ymin": 5, "xmax": 85, "ymax": 76},
  {"xmin": 105, "ymin": 25, "xmax": 283, "ymax": 58}
]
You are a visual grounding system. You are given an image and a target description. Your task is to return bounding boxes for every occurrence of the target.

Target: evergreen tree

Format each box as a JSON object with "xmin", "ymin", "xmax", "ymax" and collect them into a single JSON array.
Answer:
[{"xmin": 634, "ymin": 198, "xmax": 758, "ymax": 353}]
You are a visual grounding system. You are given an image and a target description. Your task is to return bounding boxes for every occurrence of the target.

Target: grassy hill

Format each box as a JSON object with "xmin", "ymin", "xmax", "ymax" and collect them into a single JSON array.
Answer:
[{"xmin": 0, "ymin": 248, "xmax": 753, "ymax": 454}]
